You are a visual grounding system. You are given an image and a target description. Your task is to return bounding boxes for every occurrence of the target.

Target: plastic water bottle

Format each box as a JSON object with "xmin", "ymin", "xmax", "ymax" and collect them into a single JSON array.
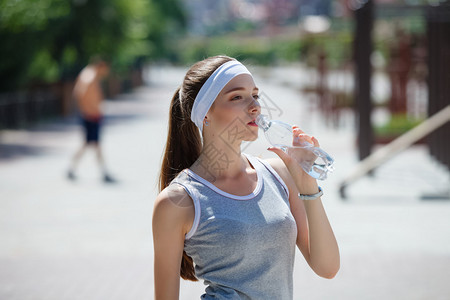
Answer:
[{"xmin": 255, "ymin": 114, "xmax": 335, "ymax": 180}]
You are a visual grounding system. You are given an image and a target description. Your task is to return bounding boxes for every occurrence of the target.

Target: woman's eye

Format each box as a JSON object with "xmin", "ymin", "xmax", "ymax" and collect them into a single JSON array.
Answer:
[
  {"xmin": 253, "ymin": 94, "xmax": 260, "ymax": 100},
  {"xmin": 231, "ymin": 95, "xmax": 242, "ymax": 100}
]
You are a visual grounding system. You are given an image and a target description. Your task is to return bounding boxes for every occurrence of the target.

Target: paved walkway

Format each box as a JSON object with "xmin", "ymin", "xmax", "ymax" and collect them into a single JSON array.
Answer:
[{"xmin": 0, "ymin": 65, "xmax": 449, "ymax": 299}]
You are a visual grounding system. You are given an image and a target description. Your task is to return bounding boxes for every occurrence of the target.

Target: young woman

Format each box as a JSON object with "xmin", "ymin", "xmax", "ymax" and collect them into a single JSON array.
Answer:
[{"xmin": 153, "ymin": 55, "xmax": 339, "ymax": 299}]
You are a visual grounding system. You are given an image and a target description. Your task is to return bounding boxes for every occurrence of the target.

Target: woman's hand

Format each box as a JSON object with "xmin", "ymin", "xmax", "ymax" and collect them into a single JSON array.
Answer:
[
  {"xmin": 267, "ymin": 126, "xmax": 319, "ymax": 190},
  {"xmin": 267, "ymin": 127, "xmax": 340, "ymax": 279},
  {"xmin": 291, "ymin": 125, "xmax": 320, "ymax": 164}
]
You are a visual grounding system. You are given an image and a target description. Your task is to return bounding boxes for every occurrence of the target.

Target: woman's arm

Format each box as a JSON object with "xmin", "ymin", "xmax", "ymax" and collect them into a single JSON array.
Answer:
[
  {"xmin": 268, "ymin": 138, "xmax": 340, "ymax": 279},
  {"xmin": 152, "ymin": 186, "xmax": 195, "ymax": 299}
]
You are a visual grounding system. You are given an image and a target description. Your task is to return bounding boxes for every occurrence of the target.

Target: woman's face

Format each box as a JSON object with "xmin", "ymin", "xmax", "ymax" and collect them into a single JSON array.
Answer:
[{"xmin": 205, "ymin": 74, "xmax": 261, "ymax": 143}]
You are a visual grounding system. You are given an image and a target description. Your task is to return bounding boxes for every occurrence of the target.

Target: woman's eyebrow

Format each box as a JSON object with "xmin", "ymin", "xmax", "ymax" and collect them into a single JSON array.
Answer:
[{"xmin": 224, "ymin": 86, "xmax": 259, "ymax": 94}]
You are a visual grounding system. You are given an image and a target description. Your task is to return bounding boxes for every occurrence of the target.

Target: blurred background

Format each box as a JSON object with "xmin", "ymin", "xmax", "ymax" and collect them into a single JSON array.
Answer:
[{"xmin": 0, "ymin": 0, "xmax": 449, "ymax": 299}]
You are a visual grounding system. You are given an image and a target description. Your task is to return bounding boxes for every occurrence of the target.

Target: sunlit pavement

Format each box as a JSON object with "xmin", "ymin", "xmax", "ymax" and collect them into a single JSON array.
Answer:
[{"xmin": 0, "ymin": 65, "xmax": 449, "ymax": 300}]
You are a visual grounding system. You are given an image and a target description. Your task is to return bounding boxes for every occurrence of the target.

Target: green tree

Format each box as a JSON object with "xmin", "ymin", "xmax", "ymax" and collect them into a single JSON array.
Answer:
[
  {"xmin": 0, "ymin": 0, "xmax": 186, "ymax": 91},
  {"xmin": 0, "ymin": 0, "xmax": 70, "ymax": 90}
]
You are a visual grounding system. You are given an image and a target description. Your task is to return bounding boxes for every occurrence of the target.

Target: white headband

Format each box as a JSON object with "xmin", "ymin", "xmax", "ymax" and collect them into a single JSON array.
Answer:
[{"xmin": 191, "ymin": 60, "xmax": 252, "ymax": 132}]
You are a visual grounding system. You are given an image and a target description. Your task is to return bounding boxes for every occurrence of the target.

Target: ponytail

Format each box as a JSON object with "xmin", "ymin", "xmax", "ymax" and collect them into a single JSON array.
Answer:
[
  {"xmin": 158, "ymin": 55, "xmax": 235, "ymax": 282},
  {"xmin": 159, "ymin": 87, "xmax": 201, "ymax": 281},
  {"xmin": 159, "ymin": 87, "xmax": 202, "ymax": 190}
]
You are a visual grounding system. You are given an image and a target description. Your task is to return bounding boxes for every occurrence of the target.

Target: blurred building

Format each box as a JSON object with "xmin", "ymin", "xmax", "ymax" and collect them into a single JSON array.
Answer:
[{"xmin": 181, "ymin": 0, "xmax": 307, "ymax": 36}]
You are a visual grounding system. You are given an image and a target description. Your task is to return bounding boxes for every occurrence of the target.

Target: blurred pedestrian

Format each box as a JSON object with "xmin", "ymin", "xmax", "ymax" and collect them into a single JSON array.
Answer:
[
  {"xmin": 152, "ymin": 56, "xmax": 339, "ymax": 299},
  {"xmin": 67, "ymin": 57, "xmax": 115, "ymax": 183}
]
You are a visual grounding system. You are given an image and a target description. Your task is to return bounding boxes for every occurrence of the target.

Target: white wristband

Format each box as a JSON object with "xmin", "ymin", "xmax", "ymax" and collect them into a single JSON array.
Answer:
[{"xmin": 298, "ymin": 186, "xmax": 323, "ymax": 200}]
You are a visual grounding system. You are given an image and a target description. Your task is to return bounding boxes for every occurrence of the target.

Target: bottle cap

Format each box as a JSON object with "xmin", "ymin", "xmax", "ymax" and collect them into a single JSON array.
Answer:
[{"xmin": 255, "ymin": 114, "xmax": 270, "ymax": 131}]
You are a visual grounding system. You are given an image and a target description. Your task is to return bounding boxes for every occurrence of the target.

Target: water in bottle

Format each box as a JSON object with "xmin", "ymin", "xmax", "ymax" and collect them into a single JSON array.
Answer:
[{"xmin": 255, "ymin": 114, "xmax": 334, "ymax": 180}]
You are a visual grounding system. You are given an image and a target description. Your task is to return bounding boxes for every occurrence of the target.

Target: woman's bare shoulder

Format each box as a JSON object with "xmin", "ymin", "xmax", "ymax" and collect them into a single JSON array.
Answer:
[
  {"xmin": 153, "ymin": 184, "xmax": 195, "ymax": 234},
  {"xmin": 264, "ymin": 157, "xmax": 289, "ymax": 177},
  {"xmin": 263, "ymin": 157, "xmax": 297, "ymax": 191},
  {"xmin": 157, "ymin": 184, "xmax": 194, "ymax": 208}
]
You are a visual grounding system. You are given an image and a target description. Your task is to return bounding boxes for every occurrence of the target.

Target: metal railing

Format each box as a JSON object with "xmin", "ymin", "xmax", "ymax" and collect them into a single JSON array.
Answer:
[{"xmin": 0, "ymin": 87, "xmax": 61, "ymax": 129}]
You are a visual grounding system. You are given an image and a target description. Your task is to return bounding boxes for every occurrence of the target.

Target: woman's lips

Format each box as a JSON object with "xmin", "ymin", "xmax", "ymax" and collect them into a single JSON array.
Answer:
[{"xmin": 247, "ymin": 120, "xmax": 258, "ymax": 127}]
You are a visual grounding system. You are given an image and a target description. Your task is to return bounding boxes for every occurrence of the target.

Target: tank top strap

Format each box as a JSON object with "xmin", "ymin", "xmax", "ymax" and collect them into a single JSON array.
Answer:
[
  {"xmin": 169, "ymin": 171, "xmax": 202, "ymax": 240},
  {"xmin": 243, "ymin": 153, "xmax": 290, "ymax": 199}
]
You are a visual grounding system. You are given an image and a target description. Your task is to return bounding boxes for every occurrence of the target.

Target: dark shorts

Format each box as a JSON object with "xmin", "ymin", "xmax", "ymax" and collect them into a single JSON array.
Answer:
[{"xmin": 81, "ymin": 117, "xmax": 102, "ymax": 143}]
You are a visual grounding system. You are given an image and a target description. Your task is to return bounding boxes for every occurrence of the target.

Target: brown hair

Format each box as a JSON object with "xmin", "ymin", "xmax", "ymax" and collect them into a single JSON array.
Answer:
[{"xmin": 158, "ymin": 55, "xmax": 235, "ymax": 281}]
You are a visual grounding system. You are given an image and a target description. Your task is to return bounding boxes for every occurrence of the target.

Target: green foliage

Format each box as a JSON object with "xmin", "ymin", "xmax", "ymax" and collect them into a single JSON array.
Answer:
[
  {"xmin": 375, "ymin": 113, "xmax": 423, "ymax": 138},
  {"xmin": 0, "ymin": 0, "xmax": 186, "ymax": 91},
  {"xmin": 178, "ymin": 37, "xmax": 276, "ymax": 66},
  {"xmin": 176, "ymin": 26, "xmax": 353, "ymax": 68},
  {"xmin": 0, "ymin": 0, "xmax": 69, "ymax": 31},
  {"xmin": 273, "ymin": 40, "xmax": 302, "ymax": 62},
  {"xmin": 0, "ymin": 0, "xmax": 69, "ymax": 90},
  {"xmin": 298, "ymin": 31, "xmax": 353, "ymax": 68},
  {"xmin": 27, "ymin": 50, "xmax": 59, "ymax": 83}
]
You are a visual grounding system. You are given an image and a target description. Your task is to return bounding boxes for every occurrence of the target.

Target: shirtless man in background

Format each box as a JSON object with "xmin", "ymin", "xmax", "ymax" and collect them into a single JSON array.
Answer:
[{"xmin": 67, "ymin": 58, "xmax": 115, "ymax": 183}]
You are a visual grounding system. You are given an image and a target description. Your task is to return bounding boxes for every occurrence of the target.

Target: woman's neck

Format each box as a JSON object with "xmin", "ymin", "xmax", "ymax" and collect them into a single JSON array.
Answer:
[{"xmin": 191, "ymin": 137, "xmax": 247, "ymax": 183}]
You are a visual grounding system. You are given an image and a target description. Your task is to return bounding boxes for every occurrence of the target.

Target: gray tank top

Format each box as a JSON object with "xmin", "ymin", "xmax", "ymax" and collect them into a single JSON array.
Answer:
[{"xmin": 171, "ymin": 154, "xmax": 297, "ymax": 300}]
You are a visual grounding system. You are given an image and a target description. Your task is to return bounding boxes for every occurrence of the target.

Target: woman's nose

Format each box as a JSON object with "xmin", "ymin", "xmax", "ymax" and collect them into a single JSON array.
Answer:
[{"xmin": 248, "ymin": 98, "xmax": 261, "ymax": 113}]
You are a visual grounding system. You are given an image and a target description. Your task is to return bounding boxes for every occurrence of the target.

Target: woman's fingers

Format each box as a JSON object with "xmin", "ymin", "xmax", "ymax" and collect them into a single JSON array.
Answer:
[
  {"xmin": 292, "ymin": 127, "xmax": 303, "ymax": 135},
  {"xmin": 293, "ymin": 128, "xmax": 308, "ymax": 143},
  {"xmin": 294, "ymin": 134, "xmax": 313, "ymax": 147},
  {"xmin": 291, "ymin": 126, "xmax": 320, "ymax": 147},
  {"xmin": 312, "ymin": 136, "xmax": 320, "ymax": 147},
  {"xmin": 267, "ymin": 147, "xmax": 293, "ymax": 164}
]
